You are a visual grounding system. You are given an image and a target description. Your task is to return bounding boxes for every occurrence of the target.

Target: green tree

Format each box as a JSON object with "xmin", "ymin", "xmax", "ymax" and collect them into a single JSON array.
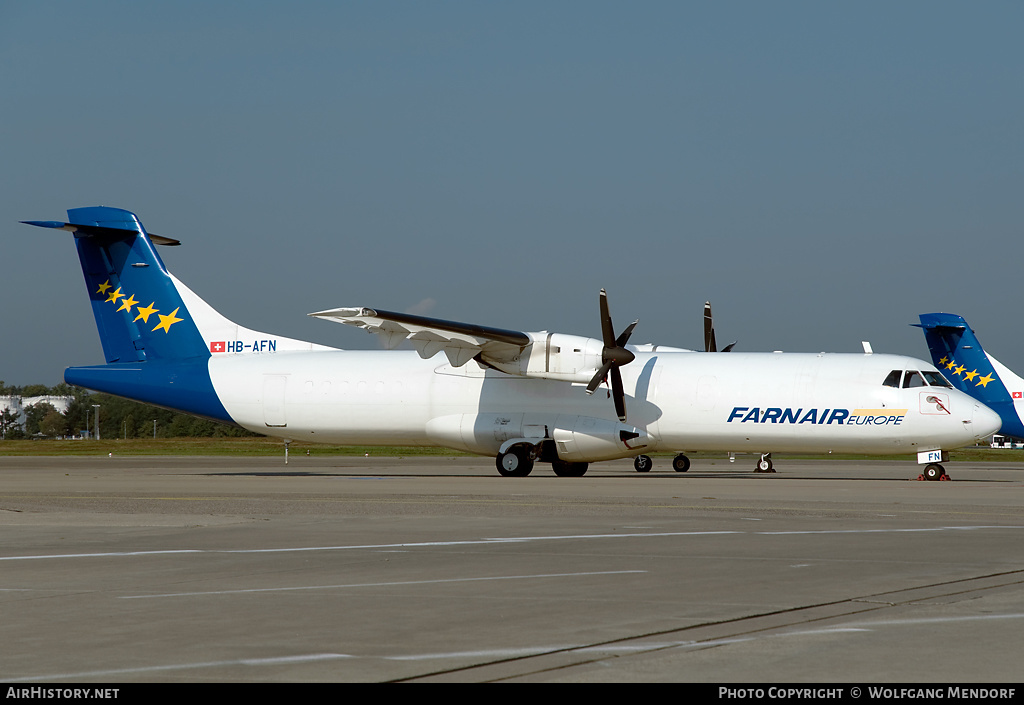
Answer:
[
  {"xmin": 0, "ymin": 380, "xmax": 22, "ymax": 396},
  {"xmin": 0, "ymin": 407, "xmax": 21, "ymax": 439},
  {"xmin": 24, "ymin": 402, "xmax": 57, "ymax": 436},
  {"xmin": 49, "ymin": 382, "xmax": 76, "ymax": 397},
  {"xmin": 39, "ymin": 409, "xmax": 66, "ymax": 438},
  {"xmin": 122, "ymin": 413, "xmax": 137, "ymax": 439},
  {"xmin": 6, "ymin": 384, "xmax": 263, "ymax": 440},
  {"xmin": 64, "ymin": 394, "xmax": 93, "ymax": 437},
  {"xmin": 21, "ymin": 384, "xmax": 52, "ymax": 397}
]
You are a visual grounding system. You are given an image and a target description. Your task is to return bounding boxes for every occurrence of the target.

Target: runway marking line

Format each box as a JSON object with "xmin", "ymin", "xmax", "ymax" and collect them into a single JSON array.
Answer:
[
  {"xmin": 120, "ymin": 570, "xmax": 648, "ymax": 599},
  {"xmin": 2, "ymin": 526, "xmax": 1023, "ymax": 563},
  {"xmin": 15, "ymin": 612, "xmax": 1024, "ymax": 682}
]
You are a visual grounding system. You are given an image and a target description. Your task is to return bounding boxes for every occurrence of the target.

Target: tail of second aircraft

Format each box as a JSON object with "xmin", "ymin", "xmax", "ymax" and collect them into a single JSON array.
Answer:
[
  {"xmin": 916, "ymin": 313, "xmax": 1024, "ymax": 440},
  {"xmin": 23, "ymin": 206, "xmax": 326, "ymax": 422}
]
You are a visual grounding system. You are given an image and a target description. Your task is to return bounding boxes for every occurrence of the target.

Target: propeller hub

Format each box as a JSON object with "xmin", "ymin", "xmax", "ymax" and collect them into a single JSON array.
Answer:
[{"xmin": 603, "ymin": 346, "xmax": 635, "ymax": 366}]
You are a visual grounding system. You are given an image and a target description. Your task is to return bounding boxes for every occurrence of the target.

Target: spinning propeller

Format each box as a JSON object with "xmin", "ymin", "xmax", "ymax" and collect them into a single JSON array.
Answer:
[{"xmin": 585, "ymin": 289, "xmax": 638, "ymax": 422}]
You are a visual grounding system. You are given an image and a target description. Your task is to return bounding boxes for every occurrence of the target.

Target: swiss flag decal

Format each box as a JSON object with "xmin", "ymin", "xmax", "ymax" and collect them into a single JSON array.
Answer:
[
  {"xmin": 1013, "ymin": 391, "xmax": 1022, "ymax": 399},
  {"xmin": 210, "ymin": 341, "xmax": 226, "ymax": 353}
]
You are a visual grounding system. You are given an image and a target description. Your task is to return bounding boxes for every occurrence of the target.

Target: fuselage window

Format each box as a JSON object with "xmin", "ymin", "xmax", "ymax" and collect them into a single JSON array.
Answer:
[
  {"xmin": 883, "ymin": 370, "xmax": 902, "ymax": 387},
  {"xmin": 903, "ymin": 371, "xmax": 926, "ymax": 388}
]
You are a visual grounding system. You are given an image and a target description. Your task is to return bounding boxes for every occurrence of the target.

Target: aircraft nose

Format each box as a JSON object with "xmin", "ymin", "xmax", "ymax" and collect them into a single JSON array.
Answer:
[{"xmin": 972, "ymin": 402, "xmax": 1002, "ymax": 441}]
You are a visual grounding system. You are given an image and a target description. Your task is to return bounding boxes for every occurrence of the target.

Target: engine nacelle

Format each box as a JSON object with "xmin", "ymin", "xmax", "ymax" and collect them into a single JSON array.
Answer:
[
  {"xmin": 551, "ymin": 415, "xmax": 654, "ymax": 462},
  {"xmin": 481, "ymin": 333, "xmax": 604, "ymax": 384},
  {"xmin": 480, "ymin": 334, "xmax": 691, "ymax": 384}
]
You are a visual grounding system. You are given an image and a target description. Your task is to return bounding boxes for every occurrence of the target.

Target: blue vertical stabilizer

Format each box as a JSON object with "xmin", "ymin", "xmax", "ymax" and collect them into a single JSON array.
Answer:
[
  {"xmin": 65, "ymin": 206, "xmax": 209, "ymax": 363},
  {"xmin": 916, "ymin": 313, "xmax": 1024, "ymax": 439},
  {"xmin": 22, "ymin": 207, "xmax": 232, "ymax": 422}
]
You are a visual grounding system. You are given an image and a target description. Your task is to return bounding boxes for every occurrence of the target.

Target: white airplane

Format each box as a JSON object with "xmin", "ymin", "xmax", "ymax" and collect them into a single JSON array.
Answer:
[
  {"xmin": 917, "ymin": 313, "xmax": 1024, "ymax": 441},
  {"xmin": 24, "ymin": 207, "xmax": 1000, "ymax": 479}
]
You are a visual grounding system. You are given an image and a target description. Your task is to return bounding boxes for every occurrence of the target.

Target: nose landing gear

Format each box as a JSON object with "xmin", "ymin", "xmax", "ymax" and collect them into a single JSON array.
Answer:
[{"xmin": 918, "ymin": 463, "xmax": 950, "ymax": 481}]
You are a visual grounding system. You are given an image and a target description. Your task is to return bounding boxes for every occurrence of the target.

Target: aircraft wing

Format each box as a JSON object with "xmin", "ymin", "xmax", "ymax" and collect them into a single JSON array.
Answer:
[{"xmin": 309, "ymin": 307, "xmax": 532, "ymax": 367}]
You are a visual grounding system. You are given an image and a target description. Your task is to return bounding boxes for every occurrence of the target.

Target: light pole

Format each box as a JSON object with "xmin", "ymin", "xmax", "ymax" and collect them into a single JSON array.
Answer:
[{"xmin": 92, "ymin": 404, "xmax": 100, "ymax": 441}]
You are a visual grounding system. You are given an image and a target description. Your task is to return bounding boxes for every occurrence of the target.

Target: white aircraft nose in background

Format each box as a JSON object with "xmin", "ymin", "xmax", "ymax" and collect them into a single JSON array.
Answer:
[{"xmin": 975, "ymin": 402, "xmax": 1002, "ymax": 438}]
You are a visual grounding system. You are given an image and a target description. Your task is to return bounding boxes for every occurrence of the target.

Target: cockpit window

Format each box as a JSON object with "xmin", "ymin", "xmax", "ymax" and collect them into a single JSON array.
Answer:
[
  {"xmin": 903, "ymin": 371, "xmax": 926, "ymax": 388},
  {"xmin": 883, "ymin": 369, "xmax": 954, "ymax": 389},
  {"xmin": 922, "ymin": 370, "xmax": 953, "ymax": 388}
]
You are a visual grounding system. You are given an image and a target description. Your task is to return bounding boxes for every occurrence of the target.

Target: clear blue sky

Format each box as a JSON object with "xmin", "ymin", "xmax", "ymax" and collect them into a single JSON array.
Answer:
[{"xmin": 3, "ymin": 2, "xmax": 1022, "ymax": 385}]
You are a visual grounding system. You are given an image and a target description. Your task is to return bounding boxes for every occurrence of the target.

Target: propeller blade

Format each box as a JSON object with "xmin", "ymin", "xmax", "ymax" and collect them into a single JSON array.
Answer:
[
  {"xmin": 704, "ymin": 301, "xmax": 735, "ymax": 352},
  {"xmin": 616, "ymin": 319, "xmax": 639, "ymax": 348},
  {"xmin": 704, "ymin": 301, "xmax": 717, "ymax": 353},
  {"xmin": 599, "ymin": 288, "xmax": 616, "ymax": 348},
  {"xmin": 586, "ymin": 360, "xmax": 613, "ymax": 395},
  {"xmin": 610, "ymin": 365, "xmax": 627, "ymax": 422}
]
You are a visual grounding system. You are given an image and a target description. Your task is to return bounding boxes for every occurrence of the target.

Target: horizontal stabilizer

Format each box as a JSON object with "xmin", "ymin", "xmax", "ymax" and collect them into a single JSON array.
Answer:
[{"xmin": 22, "ymin": 220, "xmax": 181, "ymax": 246}]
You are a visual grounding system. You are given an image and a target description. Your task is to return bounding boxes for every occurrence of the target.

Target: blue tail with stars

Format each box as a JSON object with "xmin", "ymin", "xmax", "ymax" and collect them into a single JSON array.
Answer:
[
  {"xmin": 22, "ymin": 207, "xmax": 232, "ymax": 421},
  {"xmin": 916, "ymin": 313, "xmax": 1024, "ymax": 440},
  {"xmin": 65, "ymin": 206, "xmax": 207, "ymax": 363}
]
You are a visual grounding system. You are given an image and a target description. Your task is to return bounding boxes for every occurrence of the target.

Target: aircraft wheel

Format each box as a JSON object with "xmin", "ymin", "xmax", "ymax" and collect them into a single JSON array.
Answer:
[
  {"xmin": 672, "ymin": 454, "xmax": 691, "ymax": 472},
  {"xmin": 634, "ymin": 455, "xmax": 653, "ymax": 472},
  {"xmin": 756, "ymin": 455, "xmax": 774, "ymax": 473},
  {"xmin": 552, "ymin": 460, "xmax": 588, "ymax": 477},
  {"xmin": 923, "ymin": 463, "xmax": 945, "ymax": 481},
  {"xmin": 496, "ymin": 445, "xmax": 534, "ymax": 477}
]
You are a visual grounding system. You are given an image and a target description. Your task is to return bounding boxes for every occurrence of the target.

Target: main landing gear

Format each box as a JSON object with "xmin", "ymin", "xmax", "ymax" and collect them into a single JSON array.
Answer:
[
  {"xmin": 496, "ymin": 444, "xmax": 535, "ymax": 477},
  {"xmin": 671, "ymin": 454, "xmax": 690, "ymax": 472},
  {"xmin": 755, "ymin": 453, "xmax": 775, "ymax": 473},
  {"xmin": 552, "ymin": 460, "xmax": 589, "ymax": 477},
  {"xmin": 918, "ymin": 463, "xmax": 950, "ymax": 481},
  {"xmin": 495, "ymin": 443, "xmax": 589, "ymax": 477}
]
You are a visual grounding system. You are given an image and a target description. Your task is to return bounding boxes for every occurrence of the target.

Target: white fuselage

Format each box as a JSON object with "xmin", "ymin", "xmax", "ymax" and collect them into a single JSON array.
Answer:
[
  {"xmin": 41, "ymin": 207, "xmax": 999, "ymax": 468},
  {"xmin": 208, "ymin": 349, "xmax": 995, "ymax": 459}
]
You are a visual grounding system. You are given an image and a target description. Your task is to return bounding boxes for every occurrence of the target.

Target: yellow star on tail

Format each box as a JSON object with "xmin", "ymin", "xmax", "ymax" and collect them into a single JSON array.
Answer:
[
  {"xmin": 96, "ymin": 280, "xmax": 112, "ymax": 295},
  {"xmin": 134, "ymin": 302, "xmax": 158, "ymax": 323},
  {"xmin": 963, "ymin": 369, "xmax": 979, "ymax": 382},
  {"xmin": 152, "ymin": 307, "xmax": 183, "ymax": 333},
  {"xmin": 976, "ymin": 373, "xmax": 995, "ymax": 388},
  {"xmin": 106, "ymin": 287, "xmax": 124, "ymax": 304},
  {"xmin": 117, "ymin": 294, "xmax": 138, "ymax": 313}
]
